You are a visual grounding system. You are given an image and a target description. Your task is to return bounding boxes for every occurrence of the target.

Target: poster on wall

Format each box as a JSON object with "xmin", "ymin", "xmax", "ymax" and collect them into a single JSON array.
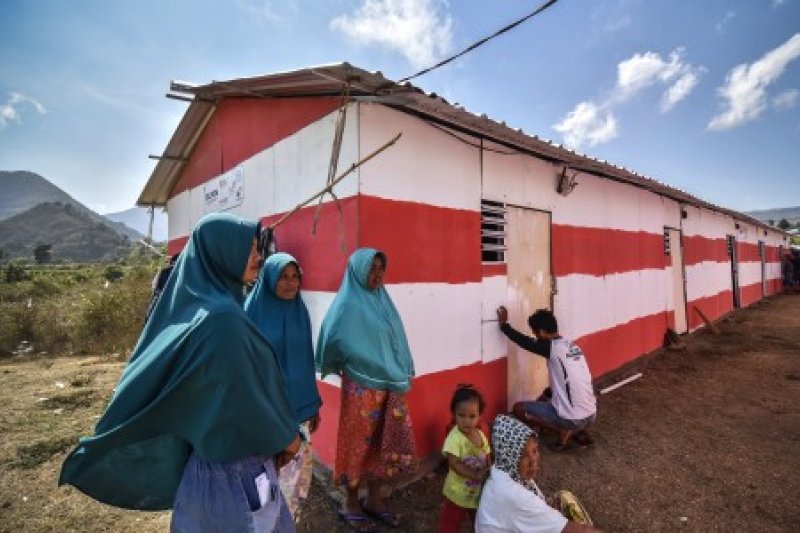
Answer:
[{"xmin": 203, "ymin": 165, "xmax": 244, "ymax": 213}]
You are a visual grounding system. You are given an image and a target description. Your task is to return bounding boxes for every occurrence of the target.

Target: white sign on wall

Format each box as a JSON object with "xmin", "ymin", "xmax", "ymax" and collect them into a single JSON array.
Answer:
[{"xmin": 203, "ymin": 165, "xmax": 244, "ymax": 213}]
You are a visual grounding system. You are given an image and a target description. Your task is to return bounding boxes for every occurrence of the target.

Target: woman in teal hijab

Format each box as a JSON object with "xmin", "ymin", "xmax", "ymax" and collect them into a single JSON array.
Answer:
[
  {"xmin": 316, "ymin": 248, "xmax": 416, "ymax": 531},
  {"xmin": 59, "ymin": 213, "xmax": 301, "ymax": 532},
  {"xmin": 244, "ymin": 252, "xmax": 321, "ymax": 519}
]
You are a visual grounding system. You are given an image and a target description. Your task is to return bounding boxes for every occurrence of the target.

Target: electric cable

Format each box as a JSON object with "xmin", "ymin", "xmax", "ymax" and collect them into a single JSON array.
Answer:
[{"xmin": 398, "ymin": 0, "xmax": 560, "ymax": 83}]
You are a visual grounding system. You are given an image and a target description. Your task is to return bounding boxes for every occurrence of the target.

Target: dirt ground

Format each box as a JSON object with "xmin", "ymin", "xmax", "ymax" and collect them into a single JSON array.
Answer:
[{"xmin": 1, "ymin": 294, "xmax": 798, "ymax": 532}]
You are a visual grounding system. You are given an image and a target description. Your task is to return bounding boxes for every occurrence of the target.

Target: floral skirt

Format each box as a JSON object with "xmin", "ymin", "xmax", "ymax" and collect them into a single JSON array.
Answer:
[
  {"xmin": 334, "ymin": 376, "xmax": 417, "ymax": 488},
  {"xmin": 279, "ymin": 422, "xmax": 313, "ymax": 520}
]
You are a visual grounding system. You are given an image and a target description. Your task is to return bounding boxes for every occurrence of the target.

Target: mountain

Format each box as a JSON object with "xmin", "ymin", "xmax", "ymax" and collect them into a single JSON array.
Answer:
[
  {"xmin": 0, "ymin": 202, "xmax": 131, "ymax": 262},
  {"xmin": 104, "ymin": 206, "xmax": 168, "ymax": 243},
  {"xmin": 0, "ymin": 170, "xmax": 142, "ymax": 240},
  {"xmin": 745, "ymin": 206, "xmax": 800, "ymax": 226}
]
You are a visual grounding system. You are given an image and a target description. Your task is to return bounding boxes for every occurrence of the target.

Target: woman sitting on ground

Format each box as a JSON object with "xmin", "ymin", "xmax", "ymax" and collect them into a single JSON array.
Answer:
[{"xmin": 476, "ymin": 415, "xmax": 599, "ymax": 533}]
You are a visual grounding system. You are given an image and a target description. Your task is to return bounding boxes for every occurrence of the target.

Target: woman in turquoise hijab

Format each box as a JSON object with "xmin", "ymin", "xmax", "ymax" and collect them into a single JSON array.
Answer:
[
  {"xmin": 244, "ymin": 252, "xmax": 321, "ymax": 520},
  {"xmin": 59, "ymin": 213, "xmax": 301, "ymax": 533},
  {"xmin": 316, "ymin": 248, "xmax": 417, "ymax": 531}
]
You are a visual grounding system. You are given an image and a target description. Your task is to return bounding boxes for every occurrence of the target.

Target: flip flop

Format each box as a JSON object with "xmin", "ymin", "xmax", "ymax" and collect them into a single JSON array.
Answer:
[
  {"xmin": 360, "ymin": 499, "xmax": 402, "ymax": 528},
  {"xmin": 337, "ymin": 508, "xmax": 378, "ymax": 532}
]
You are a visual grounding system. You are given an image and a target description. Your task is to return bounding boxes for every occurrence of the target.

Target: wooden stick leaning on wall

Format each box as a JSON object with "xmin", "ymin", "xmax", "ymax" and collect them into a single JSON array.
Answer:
[
  {"xmin": 267, "ymin": 132, "xmax": 402, "ymax": 231},
  {"xmin": 692, "ymin": 306, "xmax": 721, "ymax": 335}
]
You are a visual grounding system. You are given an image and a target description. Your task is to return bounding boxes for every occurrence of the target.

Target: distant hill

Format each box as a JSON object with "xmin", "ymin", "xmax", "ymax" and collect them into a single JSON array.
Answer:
[
  {"xmin": 0, "ymin": 170, "xmax": 142, "ymax": 240},
  {"xmin": 0, "ymin": 202, "xmax": 131, "ymax": 262},
  {"xmin": 745, "ymin": 206, "xmax": 800, "ymax": 226},
  {"xmin": 104, "ymin": 206, "xmax": 168, "ymax": 243}
]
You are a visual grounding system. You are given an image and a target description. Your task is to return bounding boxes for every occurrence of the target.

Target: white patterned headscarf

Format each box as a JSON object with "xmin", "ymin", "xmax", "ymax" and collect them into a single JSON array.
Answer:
[{"xmin": 491, "ymin": 415, "xmax": 541, "ymax": 495}]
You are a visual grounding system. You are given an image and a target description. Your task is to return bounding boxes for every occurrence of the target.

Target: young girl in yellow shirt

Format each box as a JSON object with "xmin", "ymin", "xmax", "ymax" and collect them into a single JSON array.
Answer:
[{"xmin": 437, "ymin": 384, "xmax": 491, "ymax": 532}]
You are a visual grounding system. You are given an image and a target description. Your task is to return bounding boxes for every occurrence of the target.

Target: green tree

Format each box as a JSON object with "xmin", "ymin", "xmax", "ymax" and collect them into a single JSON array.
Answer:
[
  {"xmin": 778, "ymin": 218, "xmax": 790, "ymax": 230},
  {"xmin": 0, "ymin": 247, "xmax": 5, "ymax": 265},
  {"xmin": 33, "ymin": 244, "xmax": 53, "ymax": 264}
]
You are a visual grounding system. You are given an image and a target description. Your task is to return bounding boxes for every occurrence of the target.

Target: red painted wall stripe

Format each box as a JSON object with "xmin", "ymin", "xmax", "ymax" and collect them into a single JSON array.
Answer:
[
  {"xmin": 551, "ymin": 225, "xmax": 667, "ymax": 277},
  {"xmin": 740, "ymin": 281, "xmax": 763, "ymax": 307},
  {"xmin": 682, "ymin": 235, "xmax": 729, "ymax": 266},
  {"xmin": 260, "ymin": 198, "xmax": 359, "ymax": 292},
  {"xmin": 687, "ymin": 291, "xmax": 733, "ymax": 330},
  {"xmin": 312, "ymin": 358, "xmax": 508, "ymax": 465},
  {"xmin": 482, "ymin": 263, "xmax": 507, "ymax": 277},
  {"xmin": 167, "ymin": 235, "xmax": 189, "ymax": 257},
  {"xmin": 737, "ymin": 242, "xmax": 761, "ymax": 263},
  {"xmin": 170, "ymin": 97, "xmax": 342, "ymax": 198},
  {"xmin": 358, "ymin": 195, "xmax": 482, "ymax": 284},
  {"xmin": 574, "ymin": 310, "xmax": 672, "ymax": 377}
]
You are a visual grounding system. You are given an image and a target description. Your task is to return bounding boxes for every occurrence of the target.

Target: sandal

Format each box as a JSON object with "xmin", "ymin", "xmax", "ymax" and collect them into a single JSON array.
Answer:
[
  {"xmin": 361, "ymin": 499, "xmax": 402, "ymax": 528},
  {"xmin": 337, "ymin": 508, "xmax": 378, "ymax": 532}
]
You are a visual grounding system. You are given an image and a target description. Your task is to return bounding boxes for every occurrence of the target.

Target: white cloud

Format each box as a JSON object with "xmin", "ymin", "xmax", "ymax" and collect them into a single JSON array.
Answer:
[
  {"xmin": 772, "ymin": 0, "xmax": 786, "ymax": 8},
  {"xmin": 0, "ymin": 92, "xmax": 46, "ymax": 128},
  {"xmin": 553, "ymin": 48, "xmax": 702, "ymax": 149},
  {"xmin": 661, "ymin": 71, "xmax": 701, "ymax": 112},
  {"xmin": 553, "ymin": 101, "xmax": 619, "ymax": 149},
  {"xmin": 615, "ymin": 49, "xmax": 689, "ymax": 100},
  {"xmin": 715, "ymin": 11, "xmax": 735, "ymax": 35},
  {"xmin": 709, "ymin": 33, "xmax": 800, "ymax": 130},
  {"xmin": 773, "ymin": 88, "xmax": 800, "ymax": 110},
  {"xmin": 330, "ymin": 0, "xmax": 452, "ymax": 69}
]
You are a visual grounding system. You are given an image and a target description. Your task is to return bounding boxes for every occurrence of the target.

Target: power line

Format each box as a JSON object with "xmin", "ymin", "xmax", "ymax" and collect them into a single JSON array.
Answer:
[{"xmin": 398, "ymin": 0, "xmax": 560, "ymax": 83}]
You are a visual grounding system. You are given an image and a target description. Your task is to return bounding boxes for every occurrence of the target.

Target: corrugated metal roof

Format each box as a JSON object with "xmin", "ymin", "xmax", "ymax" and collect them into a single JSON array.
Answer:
[{"xmin": 138, "ymin": 62, "xmax": 780, "ymax": 234}]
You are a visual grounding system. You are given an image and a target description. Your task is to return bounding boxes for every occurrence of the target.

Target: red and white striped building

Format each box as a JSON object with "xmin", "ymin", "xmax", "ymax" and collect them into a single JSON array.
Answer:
[{"xmin": 139, "ymin": 64, "xmax": 788, "ymax": 465}]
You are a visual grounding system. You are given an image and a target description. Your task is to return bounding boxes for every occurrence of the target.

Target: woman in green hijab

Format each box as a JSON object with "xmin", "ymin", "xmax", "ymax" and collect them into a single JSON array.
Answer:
[
  {"xmin": 59, "ymin": 213, "xmax": 301, "ymax": 532},
  {"xmin": 316, "ymin": 248, "xmax": 417, "ymax": 531},
  {"xmin": 244, "ymin": 252, "xmax": 321, "ymax": 520}
]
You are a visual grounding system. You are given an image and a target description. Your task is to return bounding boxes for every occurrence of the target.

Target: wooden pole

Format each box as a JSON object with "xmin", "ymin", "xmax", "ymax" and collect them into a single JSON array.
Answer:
[{"xmin": 692, "ymin": 306, "xmax": 721, "ymax": 335}]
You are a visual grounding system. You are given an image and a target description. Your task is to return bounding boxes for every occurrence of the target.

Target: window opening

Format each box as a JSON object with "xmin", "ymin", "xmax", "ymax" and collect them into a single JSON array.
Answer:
[{"xmin": 481, "ymin": 199, "xmax": 507, "ymax": 263}]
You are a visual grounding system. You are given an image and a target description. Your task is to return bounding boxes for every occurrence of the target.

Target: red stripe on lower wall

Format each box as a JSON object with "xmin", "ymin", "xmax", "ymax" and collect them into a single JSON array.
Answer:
[
  {"xmin": 740, "ymin": 281, "xmax": 764, "ymax": 307},
  {"xmin": 574, "ymin": 310, "xmax": 673, "ymax": 377},
  {"xmin": 687, "ymin": 290, "xmax": 733, "ymax": 330},
  {"xmin": 551, "ymin": 225, "xmax": 667, "ymax": 277},
  {"xmin": 312, "ymin": 358, "xmax": 508, "ymax": 467},
  {"xmin": 482, "ymin": 263, "xmax": 507, "ymax": 277},
  {"xmin": 170, "ymin": 98, "xmax": 342, "ymax": 197},
  {"xmin": 358, "ymin": 195, "xmax": 482, "ymax": 284},
  {"xmin": 683, "ymin": 235, "xmax": 729, "ymax": 265}
]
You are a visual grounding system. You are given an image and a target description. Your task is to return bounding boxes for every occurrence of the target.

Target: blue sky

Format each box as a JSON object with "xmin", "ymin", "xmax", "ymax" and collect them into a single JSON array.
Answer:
[{"xmin": 1, "ymin": 0, "xmax": 798, "ymax": 214}]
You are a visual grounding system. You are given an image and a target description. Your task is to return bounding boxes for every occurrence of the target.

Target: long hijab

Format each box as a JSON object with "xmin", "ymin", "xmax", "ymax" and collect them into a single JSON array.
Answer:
[
  {"xmin": 315, "ymin": 248, "xmax": 414, "ymax": 392},
  {"xmin": 244, "ymin": 252, "xmax": 321, "ymax": 425},
  {"xmin": 59, "ymin": 213, "xmax": 297, "ymax": 510},
  {"xmin": 491, "ymin": 415, "xmax": 542, "ymax": 495}
]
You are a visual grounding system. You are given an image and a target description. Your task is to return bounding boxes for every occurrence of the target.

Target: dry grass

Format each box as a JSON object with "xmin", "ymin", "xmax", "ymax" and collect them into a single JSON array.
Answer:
[{"xmin": 0, "ymin": 356, "xmax": 169, "ymax": 532}]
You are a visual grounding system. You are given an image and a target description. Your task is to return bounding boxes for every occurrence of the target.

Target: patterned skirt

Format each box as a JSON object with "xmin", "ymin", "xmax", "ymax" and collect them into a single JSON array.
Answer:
[{"xmin": 334, "ymin": 376, "xmax": 417, "ymax": 488}]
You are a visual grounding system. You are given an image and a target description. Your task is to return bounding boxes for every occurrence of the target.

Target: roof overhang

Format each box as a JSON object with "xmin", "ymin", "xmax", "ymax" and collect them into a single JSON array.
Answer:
[{"xmin": 137, "ymin": 62, "xmax": 782, "ymax": 235}]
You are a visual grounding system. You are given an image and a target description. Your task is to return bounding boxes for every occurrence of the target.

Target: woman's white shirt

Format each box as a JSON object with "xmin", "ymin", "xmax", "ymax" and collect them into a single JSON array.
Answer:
[{"xmin": 475, "ymin": 466, "xmax": 567, "ymax": 533}]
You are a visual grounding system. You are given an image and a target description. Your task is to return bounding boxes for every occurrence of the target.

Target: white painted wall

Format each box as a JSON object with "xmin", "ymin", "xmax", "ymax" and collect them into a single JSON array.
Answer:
[
  {"xmin": 167, "ymin": 104, "xmax": 360, "ymax": 239},
  {"xmin": 358, "ymin": 103, "xmax": 481, "ymax": 211}
]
